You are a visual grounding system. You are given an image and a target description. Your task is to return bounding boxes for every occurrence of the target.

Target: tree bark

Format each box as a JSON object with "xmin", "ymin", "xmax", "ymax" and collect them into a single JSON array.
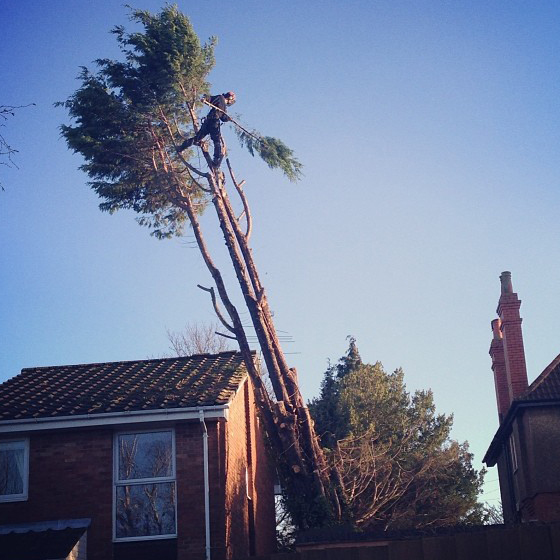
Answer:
[{"xmin": 166, "ymin": 116, "xmax": 340, "ymax": 528}]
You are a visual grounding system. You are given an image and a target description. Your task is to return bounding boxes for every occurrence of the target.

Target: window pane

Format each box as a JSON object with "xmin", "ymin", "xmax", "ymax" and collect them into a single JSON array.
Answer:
[
  {"xmin": 118, "ymin": 432, "xmax": 173, "ymax": 480},
  {"xmin": 116, "ymin": 483, "xmax": 176, "ymax": 538},
  {"xmin": 0, "ymin": 444, "xmax": 24, "ymax": 496}
]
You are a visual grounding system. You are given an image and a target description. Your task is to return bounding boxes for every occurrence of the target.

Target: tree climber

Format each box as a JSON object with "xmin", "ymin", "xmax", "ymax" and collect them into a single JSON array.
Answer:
[{"xmin": 178, "ymin": 91, "xmax": 236, "ymax": 166}]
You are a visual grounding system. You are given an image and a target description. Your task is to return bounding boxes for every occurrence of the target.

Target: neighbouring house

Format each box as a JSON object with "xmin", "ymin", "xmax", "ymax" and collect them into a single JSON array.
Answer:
[
  {"xmin": 484, "ymin": 271, "xmax": 560, "ymax": 523},
  {"xmin": 0, "ymin": 351, "xmax": 276, "ymax": 560}
]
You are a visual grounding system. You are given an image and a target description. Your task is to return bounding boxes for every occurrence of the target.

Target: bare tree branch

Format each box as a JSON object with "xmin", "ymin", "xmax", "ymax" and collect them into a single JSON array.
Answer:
[
  {"xmin": 197, "ymin": 284, "xmax": 236, "ymax": 334},
  {"xmin": 166, "ymin": 321, "xmax": 232, "ymax": 356},
  {"xmin": 0, "ymin": 103, "xmax": 35, "ymax": 191},
  {"xmin": 226, "ymin": 158, "xmax": 252, "ymax": 239}
]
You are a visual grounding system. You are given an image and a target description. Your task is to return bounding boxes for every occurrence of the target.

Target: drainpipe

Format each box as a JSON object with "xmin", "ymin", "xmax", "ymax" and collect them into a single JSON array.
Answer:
[{"xmin": 199, "ymin": 409, "xmax": 211, "ymax": 560}]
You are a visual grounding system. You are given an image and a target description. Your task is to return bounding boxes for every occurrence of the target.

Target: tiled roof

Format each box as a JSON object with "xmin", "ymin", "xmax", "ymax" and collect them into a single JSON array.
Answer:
[
  {"xmin": 519, "ymin": 353, "xmax": 560, "ymax": 402},
  {"xmin": 0, "ymin": 352, "xmax": 249, "ymax": 421}
]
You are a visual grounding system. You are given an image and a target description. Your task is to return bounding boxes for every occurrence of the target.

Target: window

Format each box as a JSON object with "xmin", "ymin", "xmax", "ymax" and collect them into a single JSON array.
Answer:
[
  {"xmin": 114, "ymin": 430, "xmax": 176, "ymax": 540},
  {"xmin": 0, "ymin": 439, "xmax": 29, "ymax": 502},
  {"xmin": 509, "ymin": 433, "xmax": 518, "ymax": 473}
]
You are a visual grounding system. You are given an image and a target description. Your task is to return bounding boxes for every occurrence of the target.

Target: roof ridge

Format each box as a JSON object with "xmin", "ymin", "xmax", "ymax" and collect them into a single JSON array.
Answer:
[{"xmin": 19, "ymin": 350, "xmax": 244, "ymax": 372}]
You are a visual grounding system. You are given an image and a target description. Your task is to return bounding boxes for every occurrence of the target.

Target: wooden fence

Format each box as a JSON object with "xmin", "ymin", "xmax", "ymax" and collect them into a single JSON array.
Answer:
[{"xmin": 240, "ymin": 523, "xmax": 560, "ymax": 560}]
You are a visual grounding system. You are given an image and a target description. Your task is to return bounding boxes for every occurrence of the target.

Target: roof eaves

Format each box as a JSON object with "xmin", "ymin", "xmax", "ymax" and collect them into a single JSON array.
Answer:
[
  {"xmin": 0, "ymin": 403, "xmax": 231, "ymax": 434},
  {"xmin": 0, "ymin": 518, "xmax": 91, "ymax": 535},
  {"xmin": 483, "ymin": 398, "xmax": 560, "ymax": 466}
]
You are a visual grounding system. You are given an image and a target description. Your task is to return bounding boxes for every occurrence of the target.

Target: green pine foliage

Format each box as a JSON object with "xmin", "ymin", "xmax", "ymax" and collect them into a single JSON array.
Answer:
[
  {"xmin": 308, "ymin": 336, "xmax": 363, "ymax": 448},
  {"xmin": 235, "ymin": 129, "xmax": 303, "ymax": 182},
  {"xmin": 309, "ymin": 338, "xmax": 487, "ymax": 530},
  {"xmin": 57, "ymin": 5, "xmax": 302, "ymax": 238},
  {"xmin": 57, "ymin": 6, "xmax": 213, "ymax": 239}
]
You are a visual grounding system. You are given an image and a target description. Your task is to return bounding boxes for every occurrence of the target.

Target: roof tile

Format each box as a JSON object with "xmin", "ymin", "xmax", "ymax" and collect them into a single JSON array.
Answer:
[
  {"xmin": 0, "ymin": 352, "xmax": 249, "ymax": 422},
  {"xmin": 518, "ymin": 353, "xmax": 560, "ymax": 402}
]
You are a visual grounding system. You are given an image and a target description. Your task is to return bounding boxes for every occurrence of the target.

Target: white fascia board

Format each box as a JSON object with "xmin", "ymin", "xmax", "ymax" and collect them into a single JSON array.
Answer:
[{"xmin": 0, "ymin": 404, "xmax": 230, "ymax": 434}]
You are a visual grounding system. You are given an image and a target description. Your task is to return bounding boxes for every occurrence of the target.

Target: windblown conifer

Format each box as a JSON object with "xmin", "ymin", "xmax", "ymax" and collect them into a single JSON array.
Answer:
[
  {"xmin": 310, "ymin": 339, "xmax": 487, "ymax": 530},
  {"xmin": 58, "ymin": 5, "xmax": 337, "ymax": 529}
]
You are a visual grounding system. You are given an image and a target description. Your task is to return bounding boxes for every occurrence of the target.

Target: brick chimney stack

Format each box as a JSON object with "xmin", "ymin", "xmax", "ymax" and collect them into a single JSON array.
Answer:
[
  {"xmin": 489, "ymin": 318, "xmax": 509, "ymax": 422},
  {"xmin": 491, "ymin": 271, "xmax": 529, "ymax": 418}
]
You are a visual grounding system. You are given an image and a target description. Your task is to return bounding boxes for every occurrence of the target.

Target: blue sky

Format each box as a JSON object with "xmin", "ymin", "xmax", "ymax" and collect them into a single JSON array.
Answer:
[{"xmin": 2, "ymin": 1, "xmax": 560, "ymax": 505}]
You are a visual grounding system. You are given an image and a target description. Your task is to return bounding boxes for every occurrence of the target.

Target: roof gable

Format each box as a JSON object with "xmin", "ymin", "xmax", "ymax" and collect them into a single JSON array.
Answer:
[
  {"xmin": 0, "ymin": 352, "xmax": 249, "ymax": 422},
  {"xmin": 484, "ymin": 353, "xmax": 560, "ymax": 466},
  {"xmin": 520, "ymin": 353, "xmax": 560, "ymax": 402}
]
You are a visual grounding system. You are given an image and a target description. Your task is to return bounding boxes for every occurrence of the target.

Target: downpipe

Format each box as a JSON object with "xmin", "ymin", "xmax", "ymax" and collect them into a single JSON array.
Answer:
[{"xmin": 199, "ymin": 409, "xmax": 211, "ymax": 560}]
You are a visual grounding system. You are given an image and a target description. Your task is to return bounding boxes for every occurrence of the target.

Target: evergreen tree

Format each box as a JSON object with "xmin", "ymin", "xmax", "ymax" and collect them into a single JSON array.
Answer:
[
  {"xmin": 309, "ymin": 336, "xmax": 362, "ymax": 447},
  {"xmin": 309, "ymin": 368, "xmax": 341, "ymax": 449},
  {"xmin": 58, "ymin": 5, "xmax": 335, "ymax": 530},
  {"xmin": 57, "ymin": 6, "xmax": 300, "ymax": 239},
  {"xmin": 336, "ymin": 336, "xmax": 362, "ymax": 378},
  {"xmin": 310, "ymin": 339, "xmax": 487, "ymax": 530}
]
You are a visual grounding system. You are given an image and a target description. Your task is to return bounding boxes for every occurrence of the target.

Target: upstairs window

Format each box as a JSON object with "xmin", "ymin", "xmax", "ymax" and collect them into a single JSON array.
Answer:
[
  {"xmin": 0, "ymin": 439, "xmax": 29, "ymax": 502},
  {"xmin": 509, "ymin": 433, "xmax": 519, "ymax": 473},
  {"xmin": 114, "ymin": 430, "xmax": 176, "ymax": 540}
]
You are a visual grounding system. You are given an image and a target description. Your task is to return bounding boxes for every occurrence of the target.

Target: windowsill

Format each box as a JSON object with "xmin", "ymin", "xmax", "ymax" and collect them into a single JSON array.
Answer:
[
  {"xmin": 113, "ymin": 534, "xmax": 177, "ymax": 543},
  {"xmin": 0, "ymin": 495, "xmax": 28, "ymax": 503}
]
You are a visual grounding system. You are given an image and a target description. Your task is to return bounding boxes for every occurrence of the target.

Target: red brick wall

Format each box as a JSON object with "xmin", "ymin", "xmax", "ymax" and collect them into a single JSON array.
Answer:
[
  {"xmin": 0, "ymin": 428, "xmax": 115, "ymax": 560},
  {"xmin": 498, "ymin": 293, "xmax": 528, "ymax": 403},
  {"xmin": 489, "ymin": 317, "xmax": 511, "ymax": 423},
  {"xmin": 246, "ymin": 381, "xmax": 276, "ymax": 555},
  {"xmin": 175, "ymin": 421, "xmax": 212, "ymax": 560},
  {"xmin": 529, "ymin": 492, "xmax": 560, "ymax": 522},
  {"xmin": 0, "ymin": 422, "xmax": 214, "ymax": 560},
  {"xmin": 224, "ymin": 381, "xmax": 251, "ymax": 559},
  {"xmin": 222, "ymin": 378, "xmax": 276, "ymax": 559},
  {"xmin": 0, "ymin": 385, "xmax": 275, "ymax": 559}
]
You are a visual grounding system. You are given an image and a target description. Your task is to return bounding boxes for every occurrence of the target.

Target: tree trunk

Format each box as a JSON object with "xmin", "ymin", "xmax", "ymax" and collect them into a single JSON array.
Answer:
[
  {"xmin": 168, "ymin": 124, "xmax": 340, "ymax": 529},
  {"xmin": 207, "ymin": 168, "xmax": 338, "ymax": 526}
]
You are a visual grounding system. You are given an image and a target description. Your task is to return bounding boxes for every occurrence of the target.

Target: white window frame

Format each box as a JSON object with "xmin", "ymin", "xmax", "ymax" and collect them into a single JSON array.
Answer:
[
  {"xmin": 113, "ymin": 428, "xmax": 177, "ymax": 542},
  {"xmin": 509, "ymin": 433, "xmax": 519, "ymax": 473},
  {"xmin": 0, "ymin": 438, "xmax": 29, "ymax": 503}
]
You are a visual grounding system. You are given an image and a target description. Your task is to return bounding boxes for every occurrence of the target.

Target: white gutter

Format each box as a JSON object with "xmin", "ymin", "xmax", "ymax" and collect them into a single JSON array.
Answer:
[
  {"xmin": 199, "ymin": 409, "xmax": 211, "ymax": 560},
  {"xmin": 0, "ymin": 405, "xmax": 229, "ymax": 434}
]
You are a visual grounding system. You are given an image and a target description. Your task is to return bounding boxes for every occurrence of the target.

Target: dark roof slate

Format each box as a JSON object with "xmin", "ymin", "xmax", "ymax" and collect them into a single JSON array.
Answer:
[
  {"xmin": 520, "ymin": 353, "xmax": 560, "ymax": 402},
  {"xmin": 0, "ymin": 518, "xmax": 90, "ymax": 560},
  {"xmin": 0, "ymin": 352, "xmax": 249, "ymax": 421}
]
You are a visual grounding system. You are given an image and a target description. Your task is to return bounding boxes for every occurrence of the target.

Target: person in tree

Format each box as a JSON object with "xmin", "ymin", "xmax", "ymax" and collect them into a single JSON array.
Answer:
[{"xmin": 178, "ymin": 91, "xmax": 236, "ymax": 166}]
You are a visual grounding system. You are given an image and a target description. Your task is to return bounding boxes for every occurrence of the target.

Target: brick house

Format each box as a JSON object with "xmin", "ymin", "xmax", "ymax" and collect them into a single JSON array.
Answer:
[
  {"xmin": 0, "ymin": 351, "xmax": 276, "ymax": 560},
  {"xmin": 484, "ymin": 271, "xmax": 560, "ymax": 523}
]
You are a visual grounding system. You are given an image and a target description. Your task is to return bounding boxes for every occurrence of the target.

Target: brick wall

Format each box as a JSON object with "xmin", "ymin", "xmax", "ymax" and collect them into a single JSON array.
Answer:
[
  {"xmin": 0, "ymin": 382, "xmax": 275, "ymax": 559},
  {"xmin": 489, "ymin": 319, "xmax": 509, "ymax": 422},
  {"xmin": 0, "ymin": 428, "xmax": 115, "ymax": 560},
  {"xmin": 225, "ymin": 379, "xmax": 251, "ymax": 559},
  {"xmin": 497, "ymin": 292, "xmax": 528, "ymax": 403},
  {"xmin": 175, "ymin": 420, "xmax": 210, "ymax": 560},
  {"xmin": 246, "ymin": 381, "xmax": 276, "ymax": 555},
  {"xmin": 0, "ymin": 421, "xmax": 212, "ymax": 560},
  {"xmin": 222, "ymin": 378, "xmax": 276, "ymax": 559}
]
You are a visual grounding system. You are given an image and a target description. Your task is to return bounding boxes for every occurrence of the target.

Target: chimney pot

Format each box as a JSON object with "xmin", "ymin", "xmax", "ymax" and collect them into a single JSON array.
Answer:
[
  {"xmin": 491, "ymin": 318, "xmax": 503, "ymax": 340},
  {"xmin": 500, "ymin": 271, "xmax": 513, "ymax": 294}
]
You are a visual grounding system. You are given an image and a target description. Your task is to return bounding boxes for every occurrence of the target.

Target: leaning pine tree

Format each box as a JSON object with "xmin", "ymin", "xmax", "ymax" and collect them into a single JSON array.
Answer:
[{"xmin": 58, "ymin": 6, "xmax": 339, "ymax": 529}]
